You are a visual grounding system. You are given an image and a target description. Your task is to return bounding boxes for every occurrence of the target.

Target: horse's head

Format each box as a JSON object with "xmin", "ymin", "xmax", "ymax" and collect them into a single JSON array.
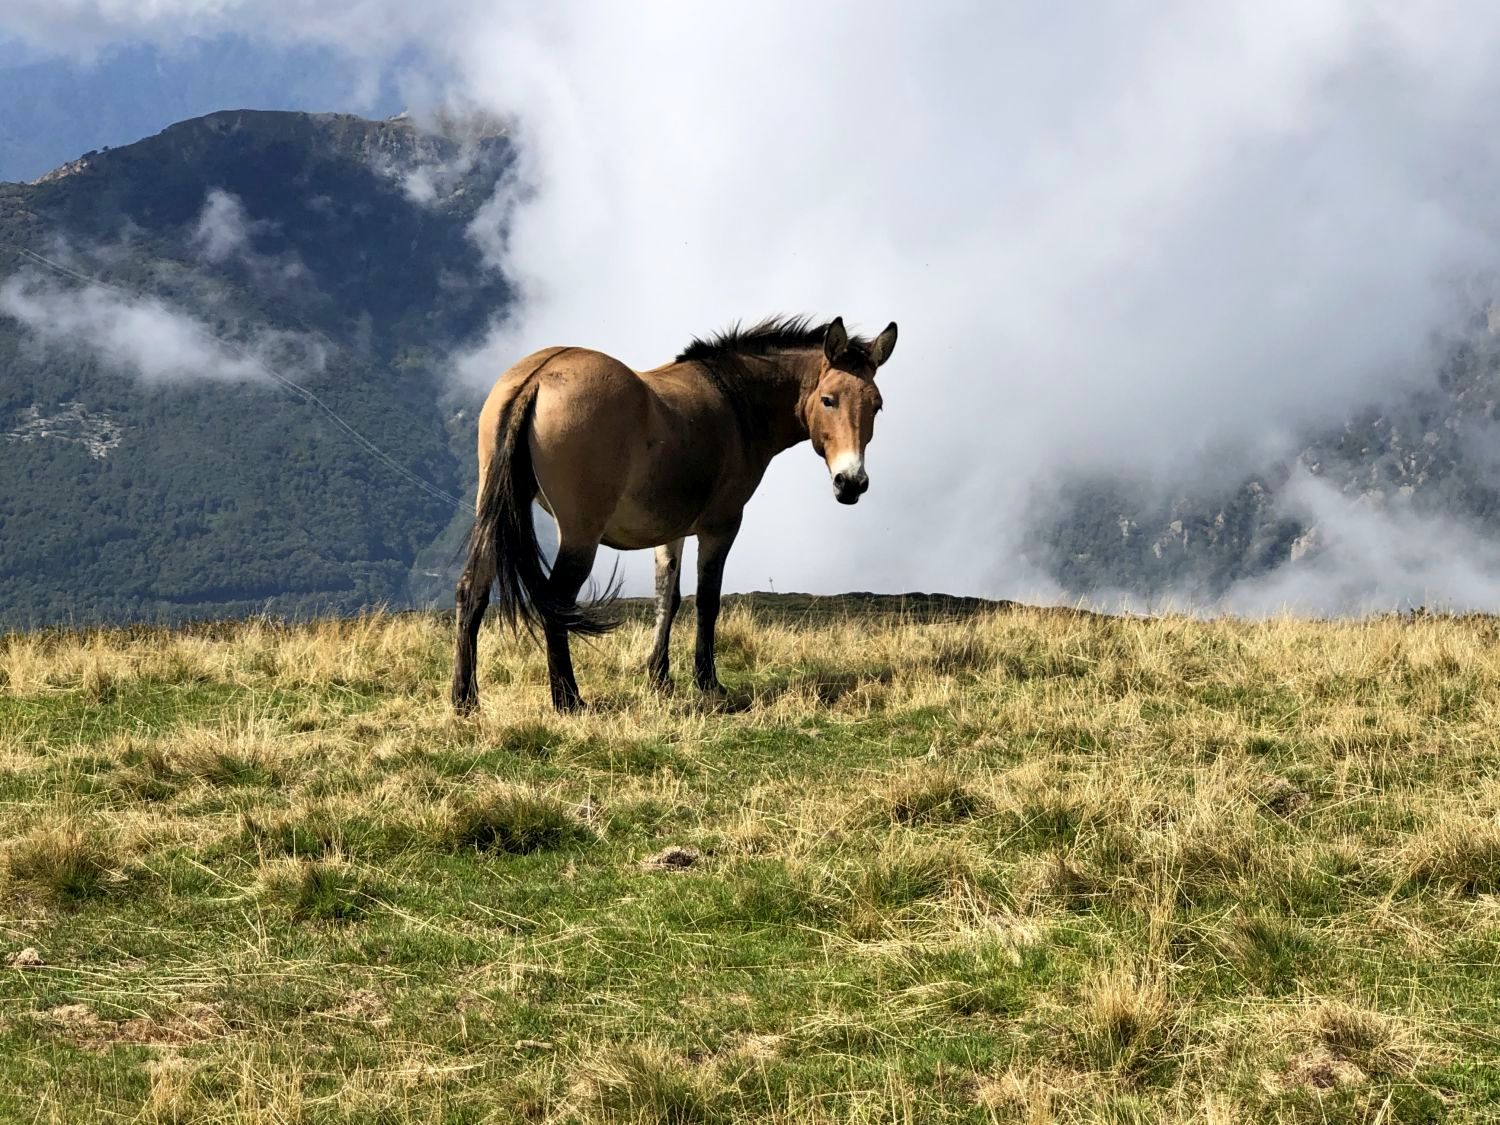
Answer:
[{"xmin": 805, "ymin": 317, "xmax": 897, "ymax": 504}]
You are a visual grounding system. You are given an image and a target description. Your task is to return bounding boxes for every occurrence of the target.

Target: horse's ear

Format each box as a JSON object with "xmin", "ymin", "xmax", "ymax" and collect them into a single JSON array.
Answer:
[
  {"xmin": 870, "ymin": 322, "xmax": 898, "ymax": 367},
  {"xmin": 823, "ymin": 317, "xmax": 848, "ymax": 363}
]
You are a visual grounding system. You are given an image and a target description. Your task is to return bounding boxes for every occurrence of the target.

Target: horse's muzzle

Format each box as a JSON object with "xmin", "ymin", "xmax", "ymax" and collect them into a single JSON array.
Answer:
[{"xmin": 833, "ymin": 471, "xmax": 868, "ymax": 505}]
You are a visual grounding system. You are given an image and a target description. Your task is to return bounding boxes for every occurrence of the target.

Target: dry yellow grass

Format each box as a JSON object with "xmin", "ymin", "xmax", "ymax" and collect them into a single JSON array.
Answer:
[{"xmin": 2, "ymin": 601, "xmax": 1499, "ymax": 1121}]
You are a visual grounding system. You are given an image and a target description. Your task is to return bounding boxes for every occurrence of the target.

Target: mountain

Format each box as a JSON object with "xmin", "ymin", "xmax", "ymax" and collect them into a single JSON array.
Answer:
[
  {"xmin": 0, "ymin": 109, "xmax": 511, "ymax": 627},
  {"xmin": 1030, "ymin": 309, "xmax": 1500, "ymax": 608},
  {"xmin": 0, "ymin": 36, "xmax": 403, "ymax": 184},
  {"xmin": 5, "ymin": 107, "xmax": 1496, "ymax": 627}
]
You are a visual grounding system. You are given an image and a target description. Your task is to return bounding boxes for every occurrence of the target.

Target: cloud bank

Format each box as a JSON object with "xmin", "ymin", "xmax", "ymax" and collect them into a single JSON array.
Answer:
[
  {"xmin": 1224, "ymin": 473, "xmax": 1500, "ymax": 616},
  {"xmin": 0, "ymin": 270, "xmax": 323, "ymax": 386},
  {"xmin": 8, "ymin": 3, "xmax": 1500, "ymax": 612}
]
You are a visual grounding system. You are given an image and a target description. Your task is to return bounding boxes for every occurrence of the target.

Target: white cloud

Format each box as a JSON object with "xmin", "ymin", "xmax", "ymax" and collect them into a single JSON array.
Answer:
[
  {"xmin": 7, "ymin": 3, "xmax": 1500, "ymax": 610},
  {"xmin": 0, "ymin": 272, "xmax": 321, "ymax": 386},
  {"xmin": 191, "ymin": 187, "xmax": 257, "ymax": 262},
  {"xmin": 1224, "ymin": 473, "xmax": 1500, "ymax": 616},
  {"xmin": 190, "ymin": 188, "xmax": 307, "ymax": 282},
  {"xmin": 432, "ymin": 2, "xmax": 1500, "ymax": 600},
  {"xmin": 385, "ymin": 145, "xmax": 480, "ymax": 208}
]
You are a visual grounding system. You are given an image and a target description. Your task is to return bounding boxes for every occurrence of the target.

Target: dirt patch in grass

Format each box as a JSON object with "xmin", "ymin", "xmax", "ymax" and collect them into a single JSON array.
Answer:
[
  {"xmin": 1271, "ymin": 1046, "xmax": 1367, "ymax": 1092},
  {"xmin": 319, "ymin": 989, "xmax": 390, "ymax": 1026},
  {"xmin": 42, "ymin": 1002, "xmax": 226, "ymax": 1050},
  {"xmin": 641, "ymin": 845, "xmax": 701, "ymax": 872}
]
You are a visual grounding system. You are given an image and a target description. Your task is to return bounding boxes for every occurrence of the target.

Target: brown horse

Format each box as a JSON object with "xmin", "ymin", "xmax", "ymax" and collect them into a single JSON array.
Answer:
[{"xmin": 451, "ymin": 314, "xmax": 899, "ymax": 713}]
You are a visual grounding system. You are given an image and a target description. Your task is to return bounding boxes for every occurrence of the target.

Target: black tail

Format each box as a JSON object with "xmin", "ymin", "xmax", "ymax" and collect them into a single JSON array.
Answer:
[{"xmin": 464, "ymin": 378, "xmax": 618, "ymax": 639}]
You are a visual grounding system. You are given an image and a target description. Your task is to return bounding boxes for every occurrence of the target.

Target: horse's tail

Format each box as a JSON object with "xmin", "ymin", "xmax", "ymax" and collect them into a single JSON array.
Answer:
[{"xmin": 464, "ymin": 376, "xmax": 617, "ymax": 639}]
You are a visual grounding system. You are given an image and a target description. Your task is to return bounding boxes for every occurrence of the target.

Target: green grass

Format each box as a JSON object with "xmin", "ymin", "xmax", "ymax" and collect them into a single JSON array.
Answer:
[{"xmin": 0, "ymin": 603, "xmax": 1498, "ymax": 1121}]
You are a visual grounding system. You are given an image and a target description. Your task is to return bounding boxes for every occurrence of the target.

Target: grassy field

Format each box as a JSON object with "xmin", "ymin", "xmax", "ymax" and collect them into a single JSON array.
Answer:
[{"xmin": 2, "ymin": 596, "xmax": 1499, "ymax": 1123}]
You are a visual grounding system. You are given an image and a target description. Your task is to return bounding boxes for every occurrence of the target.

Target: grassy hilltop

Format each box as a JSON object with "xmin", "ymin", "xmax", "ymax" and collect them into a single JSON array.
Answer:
[{"xmin": 2, "ymin": 596, "xmax": 1499, "ymax": 1122}]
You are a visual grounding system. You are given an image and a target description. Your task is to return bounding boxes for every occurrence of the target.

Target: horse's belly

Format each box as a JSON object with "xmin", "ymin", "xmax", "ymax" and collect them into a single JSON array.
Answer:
[
  {"xmin": 600, "ymin": 442, "xmax": 724, "ymax": 548},
  {"xmin": 599, "ymin": 492, "xmax": 696, "ymax": 551}
]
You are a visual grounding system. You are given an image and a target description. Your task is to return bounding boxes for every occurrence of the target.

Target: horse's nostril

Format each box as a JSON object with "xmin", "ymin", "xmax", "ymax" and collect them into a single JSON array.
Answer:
[{"xmin": 833, "ymin": 472, "xmax": 847, "ymax": 489}]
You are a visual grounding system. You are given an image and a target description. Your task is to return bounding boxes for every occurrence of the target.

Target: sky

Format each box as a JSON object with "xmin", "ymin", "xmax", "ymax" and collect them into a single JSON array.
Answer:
[
  {"xmin": 6, "ymin": 3, "xmax": 1500, "ymax": 612},
  {"xmin": 0, "ymin": 34, "xmax": 405, "ymax": 182}
]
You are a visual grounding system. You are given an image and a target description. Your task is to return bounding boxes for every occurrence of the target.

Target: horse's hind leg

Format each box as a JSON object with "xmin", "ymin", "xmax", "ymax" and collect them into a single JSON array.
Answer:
[
  {"xmin": 451, "ymin": 553, "xmax": 494, "ymax": 716},
  {"xmin": 544, "ymin": 538, "xmax": 599, "ymax": 712},
  {"xmin": 647, "ymin": 538, "xmax": 684, "ymax": 691}
]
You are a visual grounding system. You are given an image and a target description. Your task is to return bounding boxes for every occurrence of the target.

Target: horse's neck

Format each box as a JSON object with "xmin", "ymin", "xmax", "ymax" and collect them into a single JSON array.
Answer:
[{"xmin": 741, "ymin": 350, "xmax": 821, "ymax": 456}]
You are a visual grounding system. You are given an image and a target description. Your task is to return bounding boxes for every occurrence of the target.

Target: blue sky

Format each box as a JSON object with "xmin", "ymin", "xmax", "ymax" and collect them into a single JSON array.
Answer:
[{"xmin": 0, "ymin": 33, "xmax": 403, "ymax": 181}]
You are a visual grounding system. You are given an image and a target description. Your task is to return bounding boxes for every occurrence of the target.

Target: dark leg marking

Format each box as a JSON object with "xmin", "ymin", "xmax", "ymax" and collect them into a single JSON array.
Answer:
[
  {"xmin": 694, "ymin": 518, "xmax": 743, "ymax": 696},
  {"xmin": 544, "ymin": 543, "xmax": 598, "ymax": 712},
  {"xmin": 451, "ymin": 565, "xmax": 492, "ymax": 716}
]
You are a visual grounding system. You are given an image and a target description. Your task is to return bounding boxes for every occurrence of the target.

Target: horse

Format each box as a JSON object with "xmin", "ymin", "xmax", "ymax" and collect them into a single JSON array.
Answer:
[{"xmin": 450, "ymin": 314, "xmax": 899, "ymax": 714}]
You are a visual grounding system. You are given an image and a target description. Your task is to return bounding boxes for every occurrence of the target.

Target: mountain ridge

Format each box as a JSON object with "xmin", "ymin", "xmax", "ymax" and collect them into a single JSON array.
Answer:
[{"xmin": 0, "ymin": 35, "xmax": 406, "ymax": 184}]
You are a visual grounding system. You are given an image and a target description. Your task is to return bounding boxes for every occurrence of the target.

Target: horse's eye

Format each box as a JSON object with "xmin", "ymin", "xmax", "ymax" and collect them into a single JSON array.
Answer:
[{"xmin": 821, "ymin": 395, "xmax": 835, "ymax": 408}]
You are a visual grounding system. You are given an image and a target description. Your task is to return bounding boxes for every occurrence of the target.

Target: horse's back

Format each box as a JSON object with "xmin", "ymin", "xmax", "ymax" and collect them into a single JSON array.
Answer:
[
  {"xmin": 476, "ymin": 346, "xmax": 651, "ymax": 536},
  {"xmin": 525, "ymin": 347, "xmax": 648, "ymax": 446},
  {"xmin": 476, "ymin": 346, "xmax": 641, "ymax": 477}
]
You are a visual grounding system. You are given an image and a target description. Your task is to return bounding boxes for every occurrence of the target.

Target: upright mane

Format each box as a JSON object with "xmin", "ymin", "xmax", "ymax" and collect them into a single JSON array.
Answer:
[
  {"xmin": 676, "ymin": 315, "xmax": 871, "ymax": 366},
  {"xmin": 673, "ymin": 315, "xmax": 872, "ymax": 443}
]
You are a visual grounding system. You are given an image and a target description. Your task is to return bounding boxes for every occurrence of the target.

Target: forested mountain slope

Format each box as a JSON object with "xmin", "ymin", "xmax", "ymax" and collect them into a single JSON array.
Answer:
[{"xmin": 0, "ymin": 109, "xmax": 510, "ymax": 626}]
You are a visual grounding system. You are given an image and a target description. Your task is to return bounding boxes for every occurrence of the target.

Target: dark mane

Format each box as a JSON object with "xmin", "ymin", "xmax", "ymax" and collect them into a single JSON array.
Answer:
[
  {"xmin": 676, "ymin": 315, "xmax": 870, "ymax": 366},
  {"xmin": 673, "ymin": 315, "xmax": 872, "ymax": 444}
]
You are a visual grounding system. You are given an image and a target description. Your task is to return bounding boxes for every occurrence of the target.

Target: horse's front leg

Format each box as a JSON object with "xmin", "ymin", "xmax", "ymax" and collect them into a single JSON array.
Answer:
[{"xmin": 693, "ymin": 517, "xmax": 742, "ymax": 696}]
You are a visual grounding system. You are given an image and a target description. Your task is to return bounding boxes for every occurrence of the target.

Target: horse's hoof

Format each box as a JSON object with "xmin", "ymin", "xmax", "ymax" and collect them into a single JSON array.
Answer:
[
  {"xmin": 649, "ymin": 675, "xmax": 676, "ymax": 695},
  {"xmin": 552, "ymin": 691, "xmax": 585, "ymax": 713},
  {"xmin": 452, "ymin": 693, "xmax": 478, "ymax": 717}
]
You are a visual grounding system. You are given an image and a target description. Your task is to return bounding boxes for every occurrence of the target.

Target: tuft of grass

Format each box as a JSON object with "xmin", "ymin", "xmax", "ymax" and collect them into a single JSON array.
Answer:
[
  {"xmin": 1018, "ymin": 850, "xmax": 1110, "ymax": 911},
  {"xmin": 1304, "ymin": 999, "xmax": 1431, "ymax": 1078},
  {"xmin": 450, "ymin": 785, "xmax": 593, "ymax": 855},
  {"xmin": 869, "ymin": 766, "xmax": 989, "ymax": 826},
  {"xmin": 3, "ymin": 823, "xmax": 127, "ymax": 902},
  {"xmin": 1402, "ymin": 817, "xmax": 1500, "ymax": 895},
  {"xmin": 1218, "ymin": 912, "xmax": 1314, "ymax": 995},
  {"xmin": 495, "ymin": 721, "xmax": 566, "ymax": 758},
  {"xmin": 110, "ymin": 741, "xmax": 182, "ymax": 801},
  {"xmin": 927, "ymin": 631, "xmax": 996, "ymax": 676},
  {"xmin": 842, "ymin": 842, "xmax": 981, "ymax": 937},
  {"xmin": 1072, "ymin": 969, "xmax": 1180, "ymax": 1081},
  {"xmin": 1003, "ymin": 790, "xmax": 1092, "ymax": 850},
  {"xmin": 721, "ymin": 858, "xmax": 833, "ymax": 927},
  {"xmin": 171, "ymin": 723, "xmax": 285, "ymax": 787},
  {"xmin": 569, "ymin": 1042, "xmax": 728, "ymax": 1124},
  {"xmin": 257, "ymin": 856, "xmax": 384, "ymax": 923}
]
